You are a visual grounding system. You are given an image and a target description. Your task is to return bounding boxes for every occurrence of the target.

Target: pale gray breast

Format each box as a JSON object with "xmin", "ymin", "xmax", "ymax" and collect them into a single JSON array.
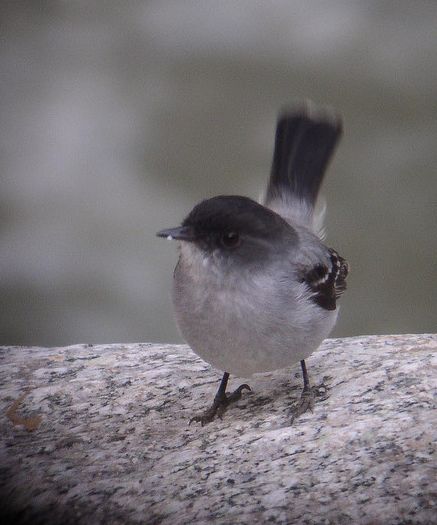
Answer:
[{"xmin": 172, "ymin": 243, "xmax": 337, "ymax": 375}]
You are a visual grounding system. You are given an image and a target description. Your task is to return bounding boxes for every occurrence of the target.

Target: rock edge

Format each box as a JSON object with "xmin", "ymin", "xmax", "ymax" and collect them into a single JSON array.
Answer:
[{"xmin": 0, "ymin": 334, "xmax": 436, "ymax": 524}]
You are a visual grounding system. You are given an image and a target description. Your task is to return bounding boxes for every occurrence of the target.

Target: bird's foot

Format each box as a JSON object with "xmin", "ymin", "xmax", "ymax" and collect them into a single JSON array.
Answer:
[
  {"xmin": 189, "ymin": 383, "xmax": 251, "ymax": 426},
  {"xmin": 291, "ymin": 381, "xmax": 329, "ymax": 422}
]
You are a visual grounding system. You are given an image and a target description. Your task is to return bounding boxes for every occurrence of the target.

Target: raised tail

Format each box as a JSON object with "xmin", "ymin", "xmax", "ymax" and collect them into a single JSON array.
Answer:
[{"xmin": 265, "ymin": 105, "xmax": 342, "ymax": 233}]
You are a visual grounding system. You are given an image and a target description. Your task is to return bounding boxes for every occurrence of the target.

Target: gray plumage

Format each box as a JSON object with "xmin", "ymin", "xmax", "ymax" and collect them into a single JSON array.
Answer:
[{"xmin": 158, "ymin": 106, "xmax": 348, "ymax": 378}]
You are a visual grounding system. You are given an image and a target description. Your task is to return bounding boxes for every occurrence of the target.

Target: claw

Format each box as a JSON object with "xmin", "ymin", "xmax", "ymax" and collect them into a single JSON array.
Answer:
[
  {"xmin": 292, "ymin": 382, "xmax": 329, "ymax": 422},
  {"xmin": 189, "ymin": 383, "xmax": 251, "ymax": 426},
  {"xmin": 189, "ymin": 415, "xmax": 210, "ymax": 426},
  {"xmin": 226, "ymin": 383, "xmax": 251, "ymax": 403}
]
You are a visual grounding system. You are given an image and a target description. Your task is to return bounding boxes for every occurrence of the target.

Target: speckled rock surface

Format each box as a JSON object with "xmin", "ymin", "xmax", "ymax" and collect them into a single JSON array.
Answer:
[{"xmin": 0, "ymin": 334, "xmax": 436, "ymax": 525}]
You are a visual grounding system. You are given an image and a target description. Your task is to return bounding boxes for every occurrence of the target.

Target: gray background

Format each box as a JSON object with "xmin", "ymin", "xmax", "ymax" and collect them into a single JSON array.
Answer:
[{"xmin": 1, "ymin": 1, "xmax": 436, "ymax": 346}]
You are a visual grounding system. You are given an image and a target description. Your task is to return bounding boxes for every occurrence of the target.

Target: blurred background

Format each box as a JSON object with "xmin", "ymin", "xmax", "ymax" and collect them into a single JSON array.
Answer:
[{"xmin": 1, "ymin": 1, "xmax": 436, "ymax": 347}]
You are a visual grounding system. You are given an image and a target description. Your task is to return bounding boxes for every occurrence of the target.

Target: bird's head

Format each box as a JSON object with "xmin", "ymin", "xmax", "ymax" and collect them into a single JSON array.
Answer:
[{"xmin": 157, "ymin": 195, "xmax": 296, "ymax": 268}]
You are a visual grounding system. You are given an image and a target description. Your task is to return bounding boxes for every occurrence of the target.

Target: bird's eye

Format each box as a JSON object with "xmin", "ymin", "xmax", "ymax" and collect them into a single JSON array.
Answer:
[{"xmin": 220, "ymin": 231, "xmax": 240, "ymax": 248}]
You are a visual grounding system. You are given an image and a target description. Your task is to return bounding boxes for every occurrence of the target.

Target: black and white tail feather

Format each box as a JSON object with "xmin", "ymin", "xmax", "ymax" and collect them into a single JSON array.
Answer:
[
  {"xmin": 265, "ymin": 104, "xmax": 348, "ymax": 310},
  {"xmin": 265, "ymin": 104, "xmax": 342, "ymax": 238}
]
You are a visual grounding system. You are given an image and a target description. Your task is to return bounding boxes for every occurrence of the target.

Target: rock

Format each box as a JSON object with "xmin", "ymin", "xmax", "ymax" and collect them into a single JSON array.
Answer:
[{"xmin": 0, "ymin": 334, "xmax": 436, "ymax": 524}]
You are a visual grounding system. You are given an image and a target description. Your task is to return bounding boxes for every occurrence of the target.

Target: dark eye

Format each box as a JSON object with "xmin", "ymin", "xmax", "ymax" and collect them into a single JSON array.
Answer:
[{"xmin": 220, "ymin": 231, "xmax": 240, "ymax": 248}]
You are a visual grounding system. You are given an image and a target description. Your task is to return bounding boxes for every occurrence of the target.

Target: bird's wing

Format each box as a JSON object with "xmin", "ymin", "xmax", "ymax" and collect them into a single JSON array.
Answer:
[{"xmin": 300, "ymin": 248, "xmax": 348, "ymax": 311}]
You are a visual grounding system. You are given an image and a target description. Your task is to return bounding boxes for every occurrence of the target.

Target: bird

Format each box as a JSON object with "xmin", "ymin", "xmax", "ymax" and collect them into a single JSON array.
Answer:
[{"xmin": 157, "ymin": 104, "xmax": 348, "ymax": 425}]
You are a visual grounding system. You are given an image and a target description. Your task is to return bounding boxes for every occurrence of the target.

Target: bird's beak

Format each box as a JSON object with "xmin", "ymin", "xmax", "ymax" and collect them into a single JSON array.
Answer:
[{"xmin": 156, "ymin": 226, "xmax": 197, "ymax": 242}]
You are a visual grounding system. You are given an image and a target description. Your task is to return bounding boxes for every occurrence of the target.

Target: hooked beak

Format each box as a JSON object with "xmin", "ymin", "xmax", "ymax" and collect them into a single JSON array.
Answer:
[{"xmin": 156, "ymin": 226, "xmax": 197, "ymax": 242}]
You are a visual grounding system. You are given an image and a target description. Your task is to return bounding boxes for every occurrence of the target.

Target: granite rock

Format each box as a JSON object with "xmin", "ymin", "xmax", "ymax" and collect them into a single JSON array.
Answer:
[{"xmin": 0, "ymin": 334, "xmax": 436, "ymax": 524}]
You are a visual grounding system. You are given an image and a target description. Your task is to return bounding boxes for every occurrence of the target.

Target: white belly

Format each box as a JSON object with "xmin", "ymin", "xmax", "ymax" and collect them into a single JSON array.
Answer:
[{"xmin": 172, "ymin": 250, "xmax": 337, "ymax": 376}]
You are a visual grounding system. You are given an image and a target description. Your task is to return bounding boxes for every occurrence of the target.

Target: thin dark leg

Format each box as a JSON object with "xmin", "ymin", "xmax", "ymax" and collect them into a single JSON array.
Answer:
[
  {"xmin": 300, "ymin": 360, "xmax": 310, "ymax": 390},
  {"xmin": 214, "ymin": 372, "xmax": 230, "ymax": 404},
  {"xmin": 190, "ymin": 372, "xmax": 251, "ymax": 426},
  {"xmin": 292, "ymin": 359, "xmax": 329, "ymax": 422}
]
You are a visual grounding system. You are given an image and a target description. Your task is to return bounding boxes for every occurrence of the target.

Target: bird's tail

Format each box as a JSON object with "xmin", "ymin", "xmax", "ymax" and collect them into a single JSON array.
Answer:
[{"xmin": 264, "ymin": 104, "xmax": 342, "ymax": 236}]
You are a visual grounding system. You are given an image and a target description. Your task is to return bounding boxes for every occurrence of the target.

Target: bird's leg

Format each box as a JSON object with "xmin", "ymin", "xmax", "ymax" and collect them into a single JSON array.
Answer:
[
  {"xmin": 292, "ymin": 360, "xmax": 329, "ymax": 420},
  {"xmin": 190, "ymin": 372, "xmax": 251, "ymax": 426}
]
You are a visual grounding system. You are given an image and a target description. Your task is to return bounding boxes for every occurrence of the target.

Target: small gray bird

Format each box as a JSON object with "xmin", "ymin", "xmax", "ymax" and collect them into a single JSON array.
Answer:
[{"xmin": 157, "ymin": 105, "xmax": 348, "ymax": 425}]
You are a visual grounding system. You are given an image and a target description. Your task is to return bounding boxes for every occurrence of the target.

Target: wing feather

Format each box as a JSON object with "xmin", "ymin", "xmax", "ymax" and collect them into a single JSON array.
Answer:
[{"xmin": 302, "ymin": 249, "xmax": 348, "ymax": 311}]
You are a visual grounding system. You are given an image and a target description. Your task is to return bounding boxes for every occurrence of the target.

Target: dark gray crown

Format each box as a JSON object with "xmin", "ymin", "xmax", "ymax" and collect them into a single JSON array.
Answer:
[{"xmin": 183, "ymin": 195, "xmax": 292, "ymax": 241}]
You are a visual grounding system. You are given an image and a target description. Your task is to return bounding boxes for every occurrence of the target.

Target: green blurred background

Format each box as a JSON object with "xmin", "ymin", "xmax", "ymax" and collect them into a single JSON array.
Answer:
[{"xmin": 1, "ymin": 1, "xmax": 436, "ymax": 346}]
